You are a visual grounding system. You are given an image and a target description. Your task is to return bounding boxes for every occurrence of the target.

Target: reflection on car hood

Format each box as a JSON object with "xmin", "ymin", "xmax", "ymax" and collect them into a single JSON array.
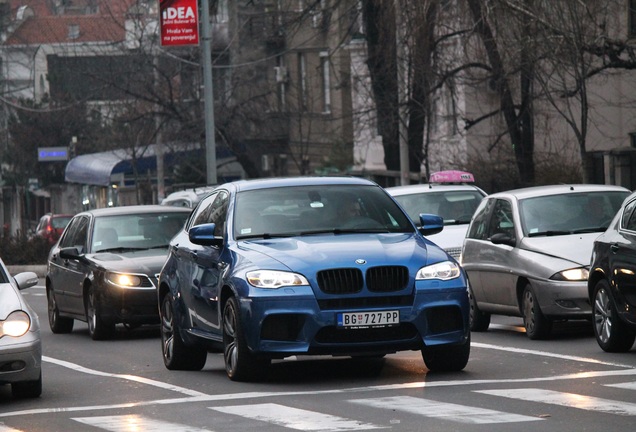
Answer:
[
  {"xmin": 238, "ymin": 233, "xmax": 447, "ymax": 273},
  {"xmin": 89, "ymin": 249, "xmax": 169, "ymax": 274},
  {"xmin": 0, "ymin": 284, "xmax": 22, "ymax": 319},
  {"xmin": 427, "ymin": 225, "xmax": 469, "ymax": 250},
  {"xmin": 520, "ymin": 233, "xmax": 601, "ymax": 266}
]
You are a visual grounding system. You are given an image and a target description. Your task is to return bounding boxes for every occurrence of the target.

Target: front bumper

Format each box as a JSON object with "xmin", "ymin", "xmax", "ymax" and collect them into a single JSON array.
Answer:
[
  {"xmin": 0, "ymin": 331, "xmax": 42, "ymax": 385},
  {"xmin": 531, "ymin": 279, "xmax": 591, "ymax": 318},
  {"xmin": 239, "ymin": 286, "xmax": 470, "ymax": 357},
  {"xmin": 97, "ymin": 286, "xmax": 159, "ymax": 325}
]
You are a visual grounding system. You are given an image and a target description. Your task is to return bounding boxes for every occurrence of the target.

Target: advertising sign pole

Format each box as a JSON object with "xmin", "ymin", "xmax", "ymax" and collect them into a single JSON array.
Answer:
[{"xmin": 200, "ymin": 0, "xmax": 217, "ymax": 185}]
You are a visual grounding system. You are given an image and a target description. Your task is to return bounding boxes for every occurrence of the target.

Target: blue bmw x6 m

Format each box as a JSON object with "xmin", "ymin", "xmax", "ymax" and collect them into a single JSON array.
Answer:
[{"xmin": 158, "ymin": 176, "xmax": 470, "ymax": 381}]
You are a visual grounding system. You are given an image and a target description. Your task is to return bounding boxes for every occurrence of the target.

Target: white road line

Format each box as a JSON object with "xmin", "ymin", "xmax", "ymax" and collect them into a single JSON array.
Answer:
[
  {"xmin": 477, "ymin": 388, "xmax": 636, "ymax": 416},
  {"xmin": 605, "ymin": 381, "xmax": 636, "ymax": 391},
  {"xmin": 0, "ymin": 426, "xmax": 23, "ymax": 432},
  {"xmin": 211, "ymin": 403, "xmax": 384, "ymax": 431},
  {"xmin": 43, "ymin": 356, "xmax": 208, "ymax": 397},
  {"xmin": 73, "ymin": 414, "xmax": 213, "ymax": 432},
  {"xmin": 350, "ymin": 396, "xmax": 541, "ymax": 424}
]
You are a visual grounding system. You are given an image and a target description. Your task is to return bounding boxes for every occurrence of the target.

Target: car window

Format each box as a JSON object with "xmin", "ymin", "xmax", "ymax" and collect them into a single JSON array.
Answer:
[
  {"xmin": 59, "ymin": 216, "xmax": 89, "ymax": 253},
  {"xmin": 467, "ymin": 198, "xmax": 495, "ymax": 240},
  {"xmin": 233, "ymin": 184, "xmax": 413, "ymax": 239},
  {"xmin": 622, "ymin": 199, "xmax": 636, "ymax": 231},
  {"xmin": 488, "ymin": 199, "xmax": 514, "ymax": 238},
  {"xmin": 190, "ymin": 191, "xmax": 228, "ymax": 236},
  {"xmin": 190, "ymin": 192, "xmax": 218, "ymax": 228}
]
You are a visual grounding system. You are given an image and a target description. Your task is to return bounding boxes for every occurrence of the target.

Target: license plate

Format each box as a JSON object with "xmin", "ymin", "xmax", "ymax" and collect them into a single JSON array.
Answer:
[{"xmin": 337, "ymin": 310, "xmax": 400, "ymax": 329}]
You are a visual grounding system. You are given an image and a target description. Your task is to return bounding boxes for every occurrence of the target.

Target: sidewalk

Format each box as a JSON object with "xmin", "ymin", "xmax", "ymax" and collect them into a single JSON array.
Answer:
[{"xmin": 7, "ymin": 265, "xmax": 47, "ymax": 278}]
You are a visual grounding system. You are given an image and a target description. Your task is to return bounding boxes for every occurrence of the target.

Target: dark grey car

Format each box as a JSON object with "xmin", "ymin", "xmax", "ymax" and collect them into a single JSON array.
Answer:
[{"xmin": 462, "ymin": 184, "xmax": 629, "ymax": 339}]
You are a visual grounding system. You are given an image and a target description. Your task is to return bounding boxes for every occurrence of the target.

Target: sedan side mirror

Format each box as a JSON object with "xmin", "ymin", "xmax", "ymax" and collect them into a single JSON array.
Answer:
[
  {"xmin": 418, "ymin": 213, "xmax": 444, "ymax": 236},
  {"xmin": 189, "ymin": 223, "xmax": 224, "ymax": 247},
  {"xmin": 490, "ymin": 232, "xmax": 516, "ymax": 247},
  {"xmin": 59, "ymin": 247, "xmax": 83, "ymax": 260}
]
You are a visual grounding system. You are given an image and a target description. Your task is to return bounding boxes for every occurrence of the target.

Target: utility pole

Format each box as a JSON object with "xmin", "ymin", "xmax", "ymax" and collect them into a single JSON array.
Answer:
[
  {"xmin": 201, "ymin": 0, "xmax": 217, "ymax": 185},
  {"xmin": 397, "ymin": 2, "xmax": 409, "ymax": 186}
]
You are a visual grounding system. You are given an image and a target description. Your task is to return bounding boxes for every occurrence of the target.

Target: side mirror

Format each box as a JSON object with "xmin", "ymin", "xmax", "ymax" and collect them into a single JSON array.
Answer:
[
  {"xmin": 189, "ymin": 223, "xmax": 224, "ymax": 247},
  {"xmin": 490, "ymin": 232, "xmax": 516, "ymax": 247},
  {"xmin": 59, "ymin": 247, "xmax": 82, "ymax": 260},
  {"xmin": 418, "ymin": 213, "xmax": 444, "ymax": 236},
  {"xmin": 14, "ymin": 271, "xmax": 39, "ymax": 290}
]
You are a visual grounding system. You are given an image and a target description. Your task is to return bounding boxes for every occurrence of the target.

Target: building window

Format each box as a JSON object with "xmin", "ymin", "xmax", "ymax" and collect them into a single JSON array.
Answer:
[
  {"xmin": 630, "ymin": 0, "xmax": 636, "ymax": 37},
  {"xmin": 320, "ymin": 52, "xmax": 331, "ymax": 114},
  {"xmin": 298, "ymin": 52, "xmax": 308, "ymax": 111}
]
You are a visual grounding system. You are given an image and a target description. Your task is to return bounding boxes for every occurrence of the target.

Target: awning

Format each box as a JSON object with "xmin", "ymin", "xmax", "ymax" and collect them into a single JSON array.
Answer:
[{"xmin": 65, "ymin": 144, "xmax": 237, "ymax": 186}]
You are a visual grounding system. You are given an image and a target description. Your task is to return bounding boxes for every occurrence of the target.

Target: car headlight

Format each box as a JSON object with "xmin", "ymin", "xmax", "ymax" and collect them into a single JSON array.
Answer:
[
  {"xmin": 1, "ymin": 311, "xmax": 30, "ymax": 337},
  {"xmin": 106, "ymin": 272, "xmax": 143, "ymax": 288},
  {"xmin": 246, "ymin": 270, "xmax": 309, "ymax": 289},
  {"xmin": 416, "ymin": 261, "xmax": 461, "ymax": 281},
  {"xmin": 551, "ymin": 268, "xmax": 589, "ymax": 281}
]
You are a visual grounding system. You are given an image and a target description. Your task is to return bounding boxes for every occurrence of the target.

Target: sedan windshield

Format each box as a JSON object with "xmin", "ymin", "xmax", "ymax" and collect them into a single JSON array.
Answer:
[
  {"xmin": 92, "ymin": 213, "xmax": 189, "ymax": 252},
  {"xmin": 233, "ymin": 185, "xmax": 415, "ymax": 239},
  {"xmin": 520, "ymin": 191, "xmax": 629, "ymax": 237},
  {"xmin": 393, "ymin": 190, "xmax": 484, "ymax": 226}
]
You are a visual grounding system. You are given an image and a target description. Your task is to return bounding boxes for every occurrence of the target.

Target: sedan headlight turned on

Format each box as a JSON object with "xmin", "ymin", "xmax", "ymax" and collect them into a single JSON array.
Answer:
[{"xmin": 158, "ymin": 177, "xmax": 471, "ymax": 381}]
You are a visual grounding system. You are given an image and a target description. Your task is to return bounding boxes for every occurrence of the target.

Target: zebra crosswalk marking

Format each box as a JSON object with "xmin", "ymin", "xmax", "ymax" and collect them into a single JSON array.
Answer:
[
  {"xmin": 72, "ymin": 415, "xmax": 213, "ymax": 432},
  {"xmin": 349, "ymin": 395, "xmax": 542, "ymax": 424},
  {"xmin": 477, "ymin": 388, "xmax": 636, "ymax": 416},
  {"xmin": 210, "ymin": 403, "xmax": 384, "ymax": 431},
  {"xmin": 606, "ymin": 381, "xmax": 636, "ymax": 391}
]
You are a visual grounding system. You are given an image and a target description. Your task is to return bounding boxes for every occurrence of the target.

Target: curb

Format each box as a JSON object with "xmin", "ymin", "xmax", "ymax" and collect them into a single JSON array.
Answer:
[{"xmin": 7, "ymin": 265, "xmax": 47, "ymax": 278}]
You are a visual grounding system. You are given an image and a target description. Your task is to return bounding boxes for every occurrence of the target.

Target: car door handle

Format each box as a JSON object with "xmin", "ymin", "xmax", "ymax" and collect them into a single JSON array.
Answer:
[{"xmin": 610, "ymin": 244, "xmax": 620, "ymax": 253}]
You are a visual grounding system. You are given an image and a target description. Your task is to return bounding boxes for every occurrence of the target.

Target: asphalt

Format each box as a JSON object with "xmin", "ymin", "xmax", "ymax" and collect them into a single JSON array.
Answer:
[{"xmin": 7, "ymin": 265, "xmax": 47, "ymax": 278}]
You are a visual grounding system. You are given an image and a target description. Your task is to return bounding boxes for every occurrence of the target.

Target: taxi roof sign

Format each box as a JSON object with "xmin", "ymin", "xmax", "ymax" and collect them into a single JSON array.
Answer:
[{"xmin": 429, "ymin": 170, "xmax": 475, "ymax": 184}]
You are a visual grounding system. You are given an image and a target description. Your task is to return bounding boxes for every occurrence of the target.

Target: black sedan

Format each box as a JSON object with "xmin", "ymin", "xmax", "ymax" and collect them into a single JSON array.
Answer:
[
  {"xmin": 46, "ymin": 205, "xmax": 191, "ymax": 340},
  {"xmin": 589, "ymin": 191, "xmax": 636, "ymax": 352}
]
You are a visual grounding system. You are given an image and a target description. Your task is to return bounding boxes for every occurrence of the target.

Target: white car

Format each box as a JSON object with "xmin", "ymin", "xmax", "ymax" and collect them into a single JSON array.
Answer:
[
  {"xmin": 161, "ymin": 186, "xmax": 215, "ymax": 208},
  {"xmin": 386, "ymin": 172, "xmax": 487, "ymax": 258}
]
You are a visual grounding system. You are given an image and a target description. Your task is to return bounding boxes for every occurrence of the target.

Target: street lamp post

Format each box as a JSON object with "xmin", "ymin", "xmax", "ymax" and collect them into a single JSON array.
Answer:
[{"xmin": 200, "ymin": 0, "xmax": 217, "ymax": 185}]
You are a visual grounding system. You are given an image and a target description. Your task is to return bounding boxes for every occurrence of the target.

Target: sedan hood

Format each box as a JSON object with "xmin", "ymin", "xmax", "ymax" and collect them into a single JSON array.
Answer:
[
  {"xmin": 0, "ymin": 284, "xmax": 22, "ymax": 320},
  {"xmin": 238, "ymin": 233, "xmax": 446, "ymax": 274},
  {"xmin": 89, "ymin": 249, "xmax": 169, "ymax": 274},
  {"xmin": 520, "ymin": 232, "xmax": 601, "ymax": 266},
  {"xmin": 427, "ymin": 224, "xmax": 468, "ymax": 250}
]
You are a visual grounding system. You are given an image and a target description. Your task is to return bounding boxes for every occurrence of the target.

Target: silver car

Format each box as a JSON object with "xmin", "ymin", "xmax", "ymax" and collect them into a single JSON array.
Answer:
[
  {"xmin": 0, "ymin": 264, "xmax": 41, "ymax": 398},
  {"xmin": 462, "ymin": 184, "xmax": 630, "ymax": 339}
]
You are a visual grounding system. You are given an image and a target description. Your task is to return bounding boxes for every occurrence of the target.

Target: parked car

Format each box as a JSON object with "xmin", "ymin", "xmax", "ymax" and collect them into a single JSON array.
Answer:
[
  {"xmin": 462, "ymin": 184, "xmax": 630, "ymax": 340},
  {"xmin": 33, "ymin": 213, "xmax": 73, "ymax": 245},
  {"xmin": 46, "ymin": 205, "xmax": 191, "ymax": 340},
  {"xmin": 386, "ymin": 171, "xmax": 487, "ymax": 259},
  {"xmin": 158, "ymin": 176, "xmax": 471, "ymax": 381},
  {"xmin": 161, "ymin": 186, "xmax": 215, "ymax": 208},
  {"xmin": 589, "ymin": 191, "xmax": 636, "ymax": 352},
  {"xmin": 0, "ymin": 264, "xmax": 41, "ymax": 398}
]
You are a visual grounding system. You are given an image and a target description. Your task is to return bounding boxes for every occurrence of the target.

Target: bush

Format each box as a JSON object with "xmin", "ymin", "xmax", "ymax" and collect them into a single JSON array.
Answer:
[{"xmin": 0, "ymin": 234, "xmax": 51, "ymax": 265}]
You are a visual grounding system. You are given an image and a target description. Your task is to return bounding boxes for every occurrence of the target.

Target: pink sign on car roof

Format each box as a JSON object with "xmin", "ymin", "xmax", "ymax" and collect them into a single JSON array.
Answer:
[{"xmin": 429, "ymin": 170, "xmax": 475, "ymax": 183}]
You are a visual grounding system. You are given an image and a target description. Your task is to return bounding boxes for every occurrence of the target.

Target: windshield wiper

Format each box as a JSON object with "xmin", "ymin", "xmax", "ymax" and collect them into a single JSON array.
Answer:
[
  {"xmin": 95, "ymin": 247, "xmax": 145, "ymax": 253},
  {"xmin": 527, "ymin": 230, "xmax": 572, "ymax": 237}
]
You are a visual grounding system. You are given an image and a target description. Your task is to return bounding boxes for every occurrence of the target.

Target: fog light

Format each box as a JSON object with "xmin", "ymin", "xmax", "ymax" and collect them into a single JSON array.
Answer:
[{"xmin": 556, "ymin": 299, "xmax": 578, "ymax": 309}]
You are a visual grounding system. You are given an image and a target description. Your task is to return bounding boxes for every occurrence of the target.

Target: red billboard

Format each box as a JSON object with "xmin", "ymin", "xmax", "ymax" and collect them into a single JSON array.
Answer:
[{"xmin": 159, "ymin": 0, "xmax": 199, "ymax": 46}]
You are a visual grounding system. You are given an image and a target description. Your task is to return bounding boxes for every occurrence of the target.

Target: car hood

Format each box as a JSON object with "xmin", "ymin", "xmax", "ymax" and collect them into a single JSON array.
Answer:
[
  {"xmin": 427, "ymin": 224, "xmax": 468, "ymax": 249},
  {"xmin": 0, "ymin": 284, "xmax": 22, "ymax": 319},
  {"xmin": 88, "ymin": 249, "xmax": 169, "ymax": 274},
  {"xmin": 519, "ymin": 232, "xmax": 600, "ymax": 267},
  {"xmin": 237, "ymin": 233, "xmax": 447, "ymax": 274}
]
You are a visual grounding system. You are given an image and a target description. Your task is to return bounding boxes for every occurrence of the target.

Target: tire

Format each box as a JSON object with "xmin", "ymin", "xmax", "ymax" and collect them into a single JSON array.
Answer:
[
  {"xmin": 521, "ymin": 283, "xmax": 552, "ymax": 340},
  {"xmin": 223, "ymin": 296, "xmax": 270, "ymax": 381},
  {"xmin": 160, "ymin": 294, "xmax": 207, "ymax": 370},
  {"xmin": 469, "ymin": 287, "xmax": 490, "ymax": 332},
  {"xmin": 85, "ymin": 285, "xmax": 115, "ymax": 340},
  {"xmin": 47, "ymin": 288, "xmax": 74, "ymax": 334},
  {"xmin": 422, "ymin": 333, "xmax": 470, "ymax": 372},
  {"xmin": 12, "ymin": 373, "xmax": 42, "ymax": 399},
  {"xmin": 593, "ymin": 280, "xmax": 636, "ymax": 352}
]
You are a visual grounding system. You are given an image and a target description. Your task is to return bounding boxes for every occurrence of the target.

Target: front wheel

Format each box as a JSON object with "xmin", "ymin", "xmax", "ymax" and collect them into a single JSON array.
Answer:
[
  {"xmin": 593, "ymin": 280, "xmax": 635, "ymax": 352},
  {"xmin": 422, "ymin": 333, "xmax": 470, "ymax": 372},
  {"xmin": 223, "ymin": 296, "xmax": 270, "ymax": 381},
  {"xmin": 521, "ymin": 283, "xmax": 552, "ymax": 340},
  {"xmin": 47, "ymin": 288, "xmax": 74, "ymax": 334},
  {"xmin": 469, "ymin": 287, "xmax": 490, "ymax": 332},
  {"xmin": 85, "ymin": 286, "xmax": 115, "ymax": 340},
  {"xmin": 160, "ymin": 294, "xmax": 207, "ymax": 370}
]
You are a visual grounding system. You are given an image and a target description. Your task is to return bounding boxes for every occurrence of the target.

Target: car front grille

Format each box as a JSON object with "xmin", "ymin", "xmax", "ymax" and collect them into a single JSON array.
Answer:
[
  {"xmin": 317, "ymin": 268, "xmax": 363, "ymax": 294},
  {"xmin": 317, "ymin": 266, "xmax": 410, "ymax": 295}
]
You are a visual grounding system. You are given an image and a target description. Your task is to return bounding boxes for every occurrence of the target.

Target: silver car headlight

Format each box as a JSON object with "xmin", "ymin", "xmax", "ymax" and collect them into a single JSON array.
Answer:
[
  {"xmin": 106, "ymin": 271, "xmax": 143, "ymax": 288},
  {"xmin": 246, "ymin": 270, "xmax": 309, "ymax": 289},
  {"xmin": 1, "ymin": 311, "xmax": 31, "ymax": 337},
  {"xmin": 416, "ymin": 261, "xmax": 461, "ymax": 281},
  {"xmin": 551, "ymin": 268, "xmax": 589, "ymax": 281}
]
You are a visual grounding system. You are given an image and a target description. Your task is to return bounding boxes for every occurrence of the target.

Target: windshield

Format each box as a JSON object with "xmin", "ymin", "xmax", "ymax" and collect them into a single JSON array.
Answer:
[
  {"xmin": 393, "ymin": 190, "xmax": 484, "ymax": 225},
  {"xmin": 233, "ymin": 184, "xmax": 415, "ymax": 239},
  {"xmin": 520, "ymin": 191, "xmax": 629, "ymax": 237},
  {"xmin": 91, "ymin": 212, "xmax": 189, "ymax": 252}
]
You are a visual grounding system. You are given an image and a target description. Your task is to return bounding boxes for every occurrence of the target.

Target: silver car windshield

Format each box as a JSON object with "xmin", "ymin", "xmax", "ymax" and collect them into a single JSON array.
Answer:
[
  {"xmin": 520, "ymin": 191, "xmax": 629, "ymax": 237},
  {"xmin": 393, "ymin": 190, "xmax": 484, "ymax": 226},
  {"xmin": 233, "ymin": 185, "xmax": 414, "ymax": 239}
]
